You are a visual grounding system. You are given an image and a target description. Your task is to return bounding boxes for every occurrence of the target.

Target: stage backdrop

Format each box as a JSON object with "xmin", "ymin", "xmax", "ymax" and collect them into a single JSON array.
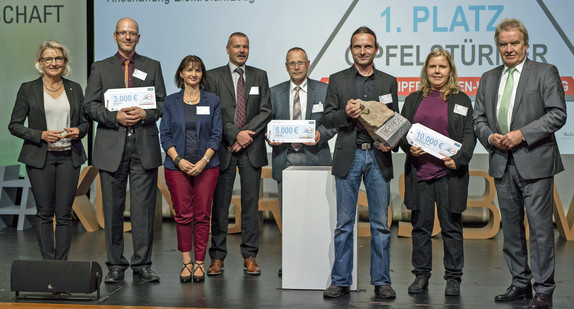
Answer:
[
  {"xmin": 93, "ymin": 0, "xmax": 573, "ymax": 154},
  {"xmin": 0, "ymin": 0, "xmax": 88, "ymax": 167}
]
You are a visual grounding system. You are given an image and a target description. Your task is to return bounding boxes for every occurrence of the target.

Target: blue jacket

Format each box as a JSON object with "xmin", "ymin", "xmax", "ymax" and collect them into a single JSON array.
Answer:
[{"xmin": 160, "ymin": 89, "xmax": 222, "ymax": 170}]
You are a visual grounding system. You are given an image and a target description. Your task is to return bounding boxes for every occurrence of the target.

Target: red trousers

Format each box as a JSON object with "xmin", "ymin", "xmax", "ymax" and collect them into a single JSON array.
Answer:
[{"xmin": 165, "ymin": 167, "xmax": 219, "ymax": 261}]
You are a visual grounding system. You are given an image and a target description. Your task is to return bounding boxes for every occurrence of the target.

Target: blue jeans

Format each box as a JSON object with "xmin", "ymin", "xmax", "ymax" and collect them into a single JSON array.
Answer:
[{"xmin": 331, "ymin": 149, "xmax": 391, "ymax": 286}]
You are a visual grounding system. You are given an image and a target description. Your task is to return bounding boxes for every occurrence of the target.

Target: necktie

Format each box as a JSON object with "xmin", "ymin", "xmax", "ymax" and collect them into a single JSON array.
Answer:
[
  {"xmin": 498, "ymin": 67, "xmax": 516, "ymax": 135},
  {"xmin": 292, "ymin": 86, "xmax": 302, "ymax": 151},
  {"xmin": 123, "ymin": 59, "xmax": 130, "ymax": 88},
  {"xmin": 293, "ymin": 86, "xmax": 301, "ymax": 120},
  {"xmin": 235, "ymin": 67, "xmax": 246, "ymax": 128}
]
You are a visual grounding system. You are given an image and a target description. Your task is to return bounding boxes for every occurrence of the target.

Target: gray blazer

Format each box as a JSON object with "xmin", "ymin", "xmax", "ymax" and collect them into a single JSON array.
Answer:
[
  {"xmin": 205, "ymin": 64, "xmax": 271, "ymax": 171},
  {"xmin": 269, "ymin": 78, "xmax": 336, "ymax": 182},
  {"xmin": 83, "ymin": 53, "xmax": 166, "ymax": 172},
  {"xmin": 473, "ymin": 58, "xmax": 566, "ymax": 179},
  {"xmin": 322, "ymin": 66, "xmax": 399, "ymax": 179},
  {"xmin": 9, "ymin": 77, "xmax": 88, "ymax": 169}
]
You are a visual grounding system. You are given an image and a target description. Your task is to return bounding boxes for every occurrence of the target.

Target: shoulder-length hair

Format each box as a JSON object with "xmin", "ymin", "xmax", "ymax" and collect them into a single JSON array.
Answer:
[
  {"xmin": 174, "ymin": 55, "xmax": 207, "ymax": 90},
  {"xmin": 34, "ymin": 40, "xmax": 71, "ymax": 76},
  {"xmin": 420, "ymin": 48, "xmax": 459, "ymax": 101}
]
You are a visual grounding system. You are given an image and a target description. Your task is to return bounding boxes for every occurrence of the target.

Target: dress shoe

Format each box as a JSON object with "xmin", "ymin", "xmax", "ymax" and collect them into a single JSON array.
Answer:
[
  {"xmin": 104, "ymin": 268, "xmax": 124, "ymax": 283},
  {"xmin": 180, "ymin": 262, "xmax": 192, "ymax": 283},
  {"xmin": 207, "ymin": 259, "xmax": 224, "ymax": 276},
  {"xmin": 133, "ymin": 267, "xmax": 160, "ymax": 282},
  {"xmin": 323, "ymin": 285, "xmax": 350, "ymax": 298},
  {"xmin": 494, "ymin": 285, "xmax": 533, "ymax": 302},
  {"xmin": 243, "ymin": 256, "xmax": 261, "ymax": 275},
  {"xmin": 374, "ymin": 285, "xmax": 396, "ymax": 299},
  {"xmin": 445, "ymin": 279, "xmax": 460, "ymax": 296},
  {"xmin": 192, "ymin": 262, "xmax": 205, "ymax": 283},
  {"xmin": 529, "ymin": 293, "xmax": 552, "ymax": 309},
  {"xmin": 408, "ymin": 275, "xmax": 429, "ymax": 294}
]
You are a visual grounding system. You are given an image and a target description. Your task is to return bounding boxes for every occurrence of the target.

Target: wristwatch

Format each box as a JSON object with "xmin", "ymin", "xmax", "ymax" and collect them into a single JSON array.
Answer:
[{"xmin": 203, "ymin": 156, "xmax": 210, "ymax": 163}]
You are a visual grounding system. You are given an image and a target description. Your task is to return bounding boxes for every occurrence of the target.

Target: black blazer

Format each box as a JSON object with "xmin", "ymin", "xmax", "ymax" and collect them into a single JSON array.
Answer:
[
  {"xmin": 399, "ymin": 90, "xmax": 476, "ymax": 213},
  {"xmin": 83, "ymin": 53, "xmax": 166, "ymax": 172},
  {"xmin": 205, "ymin": 64, "xmax": 271, "ymax": 171},
  {"xmin": 322, "ymin": 66, "xmax": 399, "ymax": 179},
  {"xmin": 9, "ymin": 77, "xmax": 88, "ymax": 169}
]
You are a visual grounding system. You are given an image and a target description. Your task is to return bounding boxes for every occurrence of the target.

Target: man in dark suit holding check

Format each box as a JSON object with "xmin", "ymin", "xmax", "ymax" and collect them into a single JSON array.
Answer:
[
  {"xmin": 322, "ymin": 26, "xmax": 399, "ymax": 299},
  {"xmin": 474, "ymin": 18, "xmax": 566, "ymax": 309},
  {"xmin": 205, "ymin": 32, "xmax": 271, "ymax": 276},
  {"xmin": 83, "ymin": 17, "xmax": 166, "ymax": 284}
]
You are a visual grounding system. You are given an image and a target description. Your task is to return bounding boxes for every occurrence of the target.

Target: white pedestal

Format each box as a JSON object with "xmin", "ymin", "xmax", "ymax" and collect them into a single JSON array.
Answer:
[{"xmin": 282, "ymin": 166, "xmax": 357, "ymax": 290}]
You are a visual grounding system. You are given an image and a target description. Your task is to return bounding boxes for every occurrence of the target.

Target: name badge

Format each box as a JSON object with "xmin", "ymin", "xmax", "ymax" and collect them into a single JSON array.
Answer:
[
  {"xmin": 312, "ymin": 102, "xmax": 324, "ymax": 113},
  {"xmin": 133, "ymin": 69, "xmax": 147, "ymax": 81},
  {"xmin": 197, "ymin": 106, "xmax": 210, "ymax": 115},
  {"xmin": 454, "ymin": 104, "xmax": 468, "ymax": 116},
  {"xmin": 379, "ymin": 94, "xmax": 393, "ymax": 104},
  {"xmin": 249, "ymin": 86, "xmax": 259, "ymax": 95}
]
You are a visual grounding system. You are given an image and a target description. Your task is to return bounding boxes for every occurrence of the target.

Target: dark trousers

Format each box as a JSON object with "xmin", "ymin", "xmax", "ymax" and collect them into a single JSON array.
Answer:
[
  {"xmin": 165, "ymin": 167, "xmax": 219, "ymax": 261},
  {"xmin": 100, "ymin": 135, "xmax": 158, "ymax": 272},
  {"xmin": 495, "ymin": 158, "xmax": 555, "ymax": 295},
  {"xmin": 210, "ymin": 151, "xmax": 261, "ymax": 260},
  {"xmin": 411, "ymin": 176, "xmax": 464, "ymax": 281},
  {"xmin": 26, "ymin": 151, "xmax": 80, "ymax": 260}
]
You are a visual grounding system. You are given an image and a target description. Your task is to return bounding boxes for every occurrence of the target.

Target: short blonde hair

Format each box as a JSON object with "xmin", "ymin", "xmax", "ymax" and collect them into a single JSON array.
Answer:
[{"xmin": 34, "ymin": 40, "xmax": 71, "ymax": 76}]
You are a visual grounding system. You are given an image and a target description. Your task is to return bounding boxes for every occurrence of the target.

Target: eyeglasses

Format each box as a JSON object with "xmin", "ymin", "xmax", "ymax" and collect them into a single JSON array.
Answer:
[
  {"xmin": 286, "ymin": 61, "xmax": 308, "ymax": 68},
  {"xmin": 115, "ymin": 31, "xmax": 139, "ymax": 38},
  {"xmin": 42, "ymin": 57, "xmax": 66, "ymax": 64}
]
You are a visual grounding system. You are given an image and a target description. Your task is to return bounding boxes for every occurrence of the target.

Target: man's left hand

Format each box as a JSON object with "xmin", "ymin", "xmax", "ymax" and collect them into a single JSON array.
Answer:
[
  {"xmin": 303, "ymin": 130, "xmax": 320, "ymax": 146},
  {"xmin": 501, "ymin": 130, "xmax": 524, "ymax": 149}
]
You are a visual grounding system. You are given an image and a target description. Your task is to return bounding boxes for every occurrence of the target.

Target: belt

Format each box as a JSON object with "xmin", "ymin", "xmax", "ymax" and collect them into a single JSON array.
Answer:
[
  {"xmin": 356, "ymin": 143, "xmax": 373, "ymax": 150},
  {"xmin": 47, "ymin": 145, "xmax": 71, "ymax": 152}
]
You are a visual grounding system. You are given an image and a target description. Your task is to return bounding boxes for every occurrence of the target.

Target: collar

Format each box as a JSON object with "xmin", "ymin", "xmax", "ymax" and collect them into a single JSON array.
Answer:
[
  {"xmin": 118, "ymin": 52, "xmax": 135, "ymax": 64},
  {"xmin": 504, "ymin": 57, "xmax": 526, "ymax": 74},
  {"xmin": 228, "ymin": 62, "xmax": 246, "ymax": 74},
  {"xmin": 290, "ymin": 78, "xmax": 308, "ymax": 93}
]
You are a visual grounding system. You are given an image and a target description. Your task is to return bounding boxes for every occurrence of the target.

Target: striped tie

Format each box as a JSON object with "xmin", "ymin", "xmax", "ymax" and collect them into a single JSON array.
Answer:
[
  {"xmin": 498, "ymin": 67, "xmax": 516, "ymax": 135},
  {"xmin": 235, "ymin": 67, "xmax": 246, "ymax": 128},
  {"xmin": 293, "ymin": 86, "xmax": 301, "ymax": 120}
]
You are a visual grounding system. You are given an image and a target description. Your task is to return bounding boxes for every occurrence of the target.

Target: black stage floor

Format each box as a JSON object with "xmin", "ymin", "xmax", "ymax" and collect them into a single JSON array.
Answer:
[{"xmin": 1, "ymin": 220, "xmax": 573, "ymax": 308}]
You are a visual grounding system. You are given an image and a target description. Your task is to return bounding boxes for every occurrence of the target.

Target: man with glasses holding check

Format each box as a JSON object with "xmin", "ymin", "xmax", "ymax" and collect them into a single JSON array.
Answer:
[{"xmin": 83, "ymin": 17, "xmax": 166, "ymax": 284}]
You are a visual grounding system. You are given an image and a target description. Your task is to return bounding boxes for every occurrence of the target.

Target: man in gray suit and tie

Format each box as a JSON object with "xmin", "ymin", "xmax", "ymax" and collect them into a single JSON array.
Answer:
[
  {"xmin": 83, "ymin": 17, "xmax": 166, "ymax": 283},
  {"xmin": 322, "ymin": 26, "xmax": 399, "ymax": 299},
  {"xmin": 268, "ymin": 48, "xmax": 336, "ymax": 276},
  {"xmin": 474, "ymin": 18, "xmax": 566, "ymax": 309},
  {"xmin": 205, "ymin": 32, "xmax": 271, "ymax": 276}
]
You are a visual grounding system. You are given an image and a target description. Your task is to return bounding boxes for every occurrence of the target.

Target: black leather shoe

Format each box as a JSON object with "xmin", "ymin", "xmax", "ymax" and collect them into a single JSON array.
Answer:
[
  {"xmin": 408, "ymin": 276, "xmax": 429, "ymax": 294},
  {"xmin": 374, "ymin": 285, "xmax": 396, "ymax": 299},
  {"xmin": 494, "ymin": 285, "xmax": 533, "ymax": 302},
  {"xmin": 133, "ymin": 267, "xmax": 160, "ymax": 282},
  {"xmin": 104, "ymin": 269, "xmax": 124, "ymax": 283},
  {"xmin": 323, "ymin": 285, "xmax": 350, "ymax": 298},
  {"xmin": 529, "ymin": 293, "xmax": 552, "ymax": 309},
  {"xmin": 445, "ymin": 279, "xmax": 460, "ymax": 296}
]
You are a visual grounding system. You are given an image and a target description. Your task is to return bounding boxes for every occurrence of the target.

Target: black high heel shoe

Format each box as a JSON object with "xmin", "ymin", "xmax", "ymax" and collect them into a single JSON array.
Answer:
[
  {"xmin": 180, "ymin": 262, "xmax": 193, "ymax": 283},
  {"xmin": 193, "ymin": 262, "xmax": 205, "ymax": 283}
]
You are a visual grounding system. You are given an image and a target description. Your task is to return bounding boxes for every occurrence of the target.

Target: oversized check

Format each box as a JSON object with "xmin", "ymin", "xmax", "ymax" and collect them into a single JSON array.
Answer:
[
  {"xmin": 406, "ymin": 123, "xmax": 461, "ymax": 159},
  {"xmin": 267, "ymin": 120, "xmax": 315, "ymax": 143},
  {"xmin": 104, "ymin": 87, "xmax": 157, "ymax": 111}
]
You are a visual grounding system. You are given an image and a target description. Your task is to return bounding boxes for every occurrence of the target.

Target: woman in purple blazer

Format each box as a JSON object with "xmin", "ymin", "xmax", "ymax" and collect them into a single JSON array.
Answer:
[{"xmin": 160, "ymin": 55, "xmax": 222, "ymax": 283}]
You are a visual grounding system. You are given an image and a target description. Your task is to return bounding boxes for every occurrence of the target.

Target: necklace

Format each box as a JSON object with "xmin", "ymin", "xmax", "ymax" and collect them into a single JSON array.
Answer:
[
  {"xmin": 184, "ymin": 93, "xmax": 200, "ymax": 105},
  {"xmin": 43, "ymin": 79, "xmax": 63, "ymax": 92}
]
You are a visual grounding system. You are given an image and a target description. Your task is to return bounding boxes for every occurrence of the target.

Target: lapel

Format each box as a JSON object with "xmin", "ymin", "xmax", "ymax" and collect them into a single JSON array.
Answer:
[
  {"xmin": 490, "ymin": 65, "xmax": 504, "ymax": 132},
  {"xmin": 511, "ymin": 58, "xmax": 531, "ymax": 125},
  {"xmin": 244, "ymin": 66, "xmax": 255, "ymax": 104},
  {"xmin": 344, "ymin": 67, "xmax": 359, "ymax": 100},
  {"xmin": 278, "ymin": 82, "xmax": 290, "ymax": 119},
  {"xmin": 373, "ymin": 69, "xmax": 384, "ymax": 98},
  {"xmin": 32, "ymin": 78, "xmax": 47, "ymax": 122},
  {"xmin": 174, "ymin": 90, "xmax": 186, "ymax": 136},
  {"xmin": 305, "ymin": 79, "xmax": 315, "ymax": 119},
  {"xmin": 62, "ymin": 78, "xmax": 77, "ymax": 124},
  {"xmin": 109, "ymin": 54, "xmax": 126, "ymax": 88},
  {"xmin": 195, "ymin": 90, "xmax": 209, "ymax": 135},
  {"xmin": 447, "ymin": 93, "xmax": 459, "ymax": 139},
  {"xmin": 222, "ymin": 65, "xmax": 236, "ymax": 102},
  {"xmin": 132, "ymin": 53, "xmax": 146, "ymax": 88}
]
